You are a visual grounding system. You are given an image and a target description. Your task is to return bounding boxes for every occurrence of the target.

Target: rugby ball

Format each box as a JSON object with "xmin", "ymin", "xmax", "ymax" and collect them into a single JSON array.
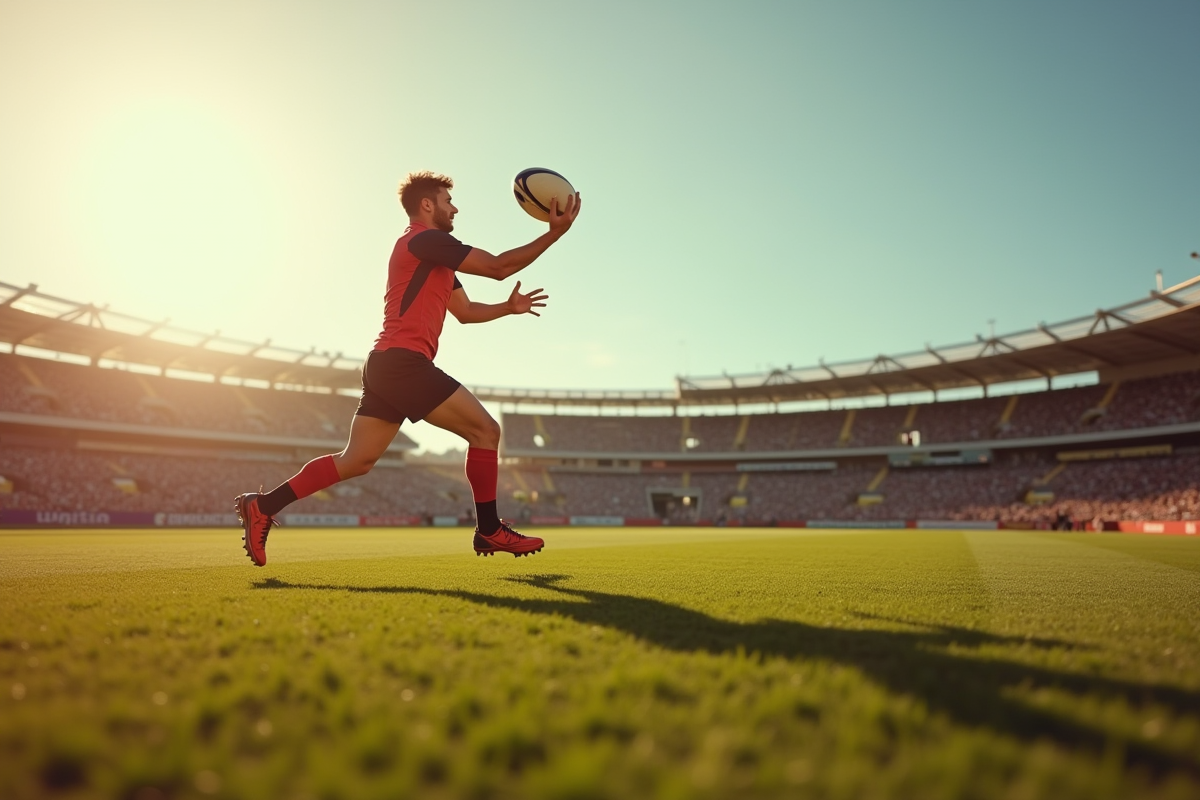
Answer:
[{"xmin": 513, "ymin": 168, "xmax": 576, "ymax": 222}]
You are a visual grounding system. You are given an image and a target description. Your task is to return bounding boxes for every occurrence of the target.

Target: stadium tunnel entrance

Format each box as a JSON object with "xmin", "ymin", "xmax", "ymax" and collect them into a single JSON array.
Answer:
[{"xmin": 648, "ymin": 487, "xmax": 702, "ymax": 521}]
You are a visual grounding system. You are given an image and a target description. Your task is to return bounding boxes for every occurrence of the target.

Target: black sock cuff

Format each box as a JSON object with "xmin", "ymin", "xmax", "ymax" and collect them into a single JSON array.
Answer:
[
  {"xmin": 259, "ymin": 483, "xmax": 298, "ymax": 517},
  {"xmin": 476, "ymin": 500, "xmax": 500, "ymax": 534}
]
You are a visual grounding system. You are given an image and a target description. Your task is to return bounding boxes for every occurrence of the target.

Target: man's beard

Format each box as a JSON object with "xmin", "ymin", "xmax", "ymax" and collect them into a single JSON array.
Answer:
[{"xmin": 433, "ymin": 208, "xmax": 454, "ymax": 232}]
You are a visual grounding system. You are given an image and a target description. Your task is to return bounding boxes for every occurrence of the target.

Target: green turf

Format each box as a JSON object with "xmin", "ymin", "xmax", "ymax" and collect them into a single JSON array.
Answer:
[{"xmin": 1, "ymin": 527, "xmax": 1198, "ymax": 800}]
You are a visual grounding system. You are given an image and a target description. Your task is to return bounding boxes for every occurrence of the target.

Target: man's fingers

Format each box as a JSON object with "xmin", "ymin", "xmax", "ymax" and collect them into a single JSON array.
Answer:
[
  {"xmin": 513, "ymin": 280, "xmax": 522, "ymax": 292},
  {"xmin": 529, "ymin": 310, "xmax": 541, "ymax": 317}
]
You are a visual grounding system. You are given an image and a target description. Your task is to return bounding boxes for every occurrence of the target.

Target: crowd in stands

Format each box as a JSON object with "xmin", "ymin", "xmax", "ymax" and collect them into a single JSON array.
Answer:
[
  {"xmin": 6, "ymin": 350, "xmax": 1196, "ymax": 457},
  {"xmin": 501, "ymin": 414, "xmax": 682, "ymax": 454},
  {"xmin": 492, "ymin": 453, "xmax": 1198, "ymax": 523},
  {"xmin": 1090, "ymin": 370, "xmax": 1200, "ymax": 432},
  {"xmin": 2, "ymin": 443, "xmax": 1196, "ymax": 523},
  {"xmin": 503, "ymin": 371, "xmax": 1200, "ymax": 454},
  {"xmin": 0, "ymin": 353, "xmax": 372, "ymax": 443},
  {"xmin": 734, "ymin": 466, "xmax": 878, "ymax": 521},
  {"xmin": 2, "ymin": 353, "xmax": 1197, "ymax": 525},
  {"xmin": 947, "ymin": 452, "xmax": 1200, "ymax": 525},
  {"xmin": 0, "ymin": 445, "xmax": 468, "ymax": 518}
]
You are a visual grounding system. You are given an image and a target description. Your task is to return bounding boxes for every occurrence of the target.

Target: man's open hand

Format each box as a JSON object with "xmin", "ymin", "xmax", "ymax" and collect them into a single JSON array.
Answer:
[
  {"xmin": 507, "ymin": 281, "xmax": 549, "ymax": 317},
  {"xmin": 548, "ymin": 192, "xmax": 582, "ymax": 237}
]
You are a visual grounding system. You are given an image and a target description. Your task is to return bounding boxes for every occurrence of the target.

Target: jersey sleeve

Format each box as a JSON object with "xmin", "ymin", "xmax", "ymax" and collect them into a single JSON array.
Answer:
[{"xmin": 408, "ymin": 229, "xmax": 472, "ymax": 270}]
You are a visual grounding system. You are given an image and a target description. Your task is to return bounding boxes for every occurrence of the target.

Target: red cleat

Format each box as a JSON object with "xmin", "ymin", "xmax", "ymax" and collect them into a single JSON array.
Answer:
[
  {"xmin": 474, "ymin": 521, "xmax": 544, "ymax": 558},
  {"xmin": 234, "ymin": 493, "xmax": 279, "ymax": 567}
]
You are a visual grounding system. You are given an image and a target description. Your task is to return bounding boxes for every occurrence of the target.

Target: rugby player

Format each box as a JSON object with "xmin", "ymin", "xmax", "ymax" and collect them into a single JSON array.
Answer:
[{"xmin": 234, "ymin": 171, "xmax": 581, "ymax": 565}]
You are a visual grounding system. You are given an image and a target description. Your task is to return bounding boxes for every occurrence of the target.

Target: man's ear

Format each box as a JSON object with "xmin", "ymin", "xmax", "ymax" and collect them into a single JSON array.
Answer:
[{"xmin": 420, "ymin": 196, "xmax": 435, "ymax": 214}]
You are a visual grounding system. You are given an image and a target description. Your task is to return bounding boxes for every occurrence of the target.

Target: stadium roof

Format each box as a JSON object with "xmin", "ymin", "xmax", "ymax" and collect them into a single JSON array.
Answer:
[
  {"xmin": 676, "ymin": 273, "xmax": 1200, "ymax": 405},
  {"xmin": 0, "ymin": 280, "xmax": 364, "ymax": 390},
  {"xmin": 3, "ymin": 274, "xmax": 1198, "ymax": 407}
]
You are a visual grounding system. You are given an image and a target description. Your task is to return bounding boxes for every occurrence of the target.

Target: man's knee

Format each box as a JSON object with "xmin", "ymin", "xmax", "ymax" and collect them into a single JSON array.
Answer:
[
  {"xmin": 335, "ymin": 454, "xmax": 376, "ymax": 478},
  {"xmin": 472, "ymin": 417, "xmax": 501, "ymax": 449}
]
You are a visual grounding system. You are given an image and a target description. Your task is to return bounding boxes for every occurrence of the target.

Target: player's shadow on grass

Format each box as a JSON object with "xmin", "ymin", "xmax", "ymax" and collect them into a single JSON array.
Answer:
[{"xmin": 255, "ymin": 573, "xmax": 1199, "ymax": 777}]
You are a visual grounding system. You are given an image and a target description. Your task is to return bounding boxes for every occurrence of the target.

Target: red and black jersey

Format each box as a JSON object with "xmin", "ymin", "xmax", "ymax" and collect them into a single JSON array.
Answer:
[{"xmin": 373, "ymin": 220, "xmax": 472, "ymax": 359}]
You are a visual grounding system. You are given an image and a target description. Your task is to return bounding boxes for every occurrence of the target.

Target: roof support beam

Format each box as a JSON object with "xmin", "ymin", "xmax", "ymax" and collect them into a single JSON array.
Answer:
[
  {"xmin": 901, "ymin": 373, "xmax": 936, "ymax": 392},
  {"xmin": 1150, "ymin": 291, "xmax": 1186, "ymax": 308},
  {"xmin": 56, "ymin": 305, "xmax": 90, "ymax": 322},
  {"xmin": 1, "ymin": 284, "xmax": 37, "ymax": 308},
  {"xmin": 247, "ymin": 339, "xmax": 273, "ymax": 357},
  {"xmin": 1118, "ymin": 326, "xmax": 1199, "ymax": 356},
  {"xmin": 762, "ymin": 368, "xmax": 796, "ymax": 387},
  {"xmin": 194, "ymin": 331, "xmax": 222, "ymax": 349},
  {"xmin": 862, "ymin": 376, "xmax": 891, "ymax": 397},
  {"xmin": 140, "ymin": 319, "xmax": 171, "ymax": 338},
  {"xmin": 1051, "ymin": 341, "xmax": 1115, "ymax": 368},
  {"xmin": 1001, "ymin": 356, "xmax": 1054, "ymax": 380},
  {"xmin": 988, "ymin": 336, "xmax": 1019, "ymax": 354},
  {"xmin": 1034, "ymin": 323, "xmax": 1116, "ymax": 367},
  {"xmin": 10, "ymin": 317, "xmax": 65, "ymax": 346},
  {"xmin": 922, "ymin": 347, "xmax": 986, "ymax": 390}
]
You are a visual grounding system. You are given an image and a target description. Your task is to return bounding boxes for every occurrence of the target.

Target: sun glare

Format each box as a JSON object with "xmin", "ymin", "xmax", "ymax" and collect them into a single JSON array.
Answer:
[{"xmin": 77, "ymin": 99, "xmax": 279, "ymax": 286}]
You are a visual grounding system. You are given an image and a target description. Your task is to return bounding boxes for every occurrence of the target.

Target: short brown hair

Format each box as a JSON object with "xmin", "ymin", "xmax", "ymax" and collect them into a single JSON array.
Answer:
[{"xmin": 398, "ymin": 171, "xmax": 453, "ymax": 216}]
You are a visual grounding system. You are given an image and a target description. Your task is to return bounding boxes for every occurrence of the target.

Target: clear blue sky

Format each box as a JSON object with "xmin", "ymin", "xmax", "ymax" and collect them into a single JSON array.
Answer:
[{"xmin": 2, "ymin": 1, "xmax": 1197, "ymax": 451}]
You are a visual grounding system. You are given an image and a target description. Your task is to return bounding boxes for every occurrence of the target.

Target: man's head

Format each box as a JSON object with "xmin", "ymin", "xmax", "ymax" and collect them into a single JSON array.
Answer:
[{"xmin": 398, "ymin": 171, "xmax": 457, "ymax": 232}]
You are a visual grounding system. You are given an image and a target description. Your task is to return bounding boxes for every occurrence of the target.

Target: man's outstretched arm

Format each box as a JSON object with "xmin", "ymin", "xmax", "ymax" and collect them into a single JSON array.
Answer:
[
  {"xmin": 447, "ymin": 282, "xmax": 549, "ymax": 324},
  {"xmin": 457, "ymin": 193, "xmax": 581, "ymax": 281}
]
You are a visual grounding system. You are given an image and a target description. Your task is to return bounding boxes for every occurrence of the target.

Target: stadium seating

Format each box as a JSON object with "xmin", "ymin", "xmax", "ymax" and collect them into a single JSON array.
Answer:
[
  {"xmin": 502, "ymin": 372, "xmax": 1200, "ymax": 454},
  {"xmin": 2, "ymin": 442, "xmax": 1197, "ymax": 523},
  {"xmin": 2, "ymin": 350, "xmax": 1196, "ymax": 525},
  {"xmin": 492, "ymin": 453, "xmax": 1200, "ymax": 523},
  {"xmin": 502, "ymin": 413, "xmax": 682, "ymax": 454},
  {"xmin": 0, "ymin": 353, "xmax": 359, "ymax": 441},
  {"xmin": 1088, "ymin": 371, "xmax": 1200, "ymax": 432},
  {"xmin": 0, "ymin": 445, "xmax": 469, "ymax": 517}
]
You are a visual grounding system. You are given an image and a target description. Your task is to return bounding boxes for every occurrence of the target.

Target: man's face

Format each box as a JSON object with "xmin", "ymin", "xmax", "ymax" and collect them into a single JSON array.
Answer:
[{"xmin": 431, "ymin": 188, "xmax": 458, "ymax": 232}]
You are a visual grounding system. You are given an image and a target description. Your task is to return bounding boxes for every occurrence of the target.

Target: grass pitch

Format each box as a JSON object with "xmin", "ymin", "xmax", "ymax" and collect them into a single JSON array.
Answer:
[{"xmin": 1, "ymin": 527, "xmax": 1198, "ymax": 800}]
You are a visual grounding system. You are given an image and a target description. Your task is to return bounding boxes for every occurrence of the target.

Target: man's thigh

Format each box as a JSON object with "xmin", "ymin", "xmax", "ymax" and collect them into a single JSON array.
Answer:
[
  {"xmin": 423, "ymin": 385, "xmax": 495, "ymax": 441},
  {"xmin": 340, "ymin": 414, "xmax": 401, "ymax": 463}
]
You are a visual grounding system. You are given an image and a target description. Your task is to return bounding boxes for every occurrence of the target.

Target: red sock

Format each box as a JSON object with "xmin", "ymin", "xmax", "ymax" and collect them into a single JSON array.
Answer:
[
  {"xmin": 464, "ymin": 447, "xmax": 498, "ymax": 503},
  {"xmin": 288, "ymin": 454, "xmax": 342, "ymax": 500},
  {"xmin": 465, "ymin": 447, "xmax": 500, "ymax": 534}
]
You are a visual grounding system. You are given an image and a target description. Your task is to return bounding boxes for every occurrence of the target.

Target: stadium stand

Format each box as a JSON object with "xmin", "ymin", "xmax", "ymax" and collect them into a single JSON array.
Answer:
[
  {"xmin": 0, "ymin": 352, "xmax": 357, "ymax": 441},
  {"xmin": 489, "ymin": 452, "xmax": 1200, "ymax": 523},
  {"xmin": 961, "ymin": 452, "xmax": 1200, "ymax": 525},
  {"xmin": 0, "ymin": 444, "xmax": 470, "ymax": 517},
  {"xmin": 2, "ymin": 277, "xmax": 1198, "ymax": 527},
  {"xmin": 501, "ymin": 371, "xmax": 1200, "ymax": 455},
  {"xmin": 502, "ymin": 413, "xmax": 682, "ymax": 454}
]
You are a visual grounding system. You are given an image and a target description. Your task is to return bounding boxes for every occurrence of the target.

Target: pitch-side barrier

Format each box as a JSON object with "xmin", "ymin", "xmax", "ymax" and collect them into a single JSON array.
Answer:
[{"xmin": 1, "ymin": 509, "xmax": 1196, "ymax": 535}]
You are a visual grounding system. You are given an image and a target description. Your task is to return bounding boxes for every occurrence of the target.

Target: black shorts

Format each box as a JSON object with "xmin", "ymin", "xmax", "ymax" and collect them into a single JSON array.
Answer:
[{"xmin": 355, "ymin": 348, "xmax": 461, "ymax": 424}]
